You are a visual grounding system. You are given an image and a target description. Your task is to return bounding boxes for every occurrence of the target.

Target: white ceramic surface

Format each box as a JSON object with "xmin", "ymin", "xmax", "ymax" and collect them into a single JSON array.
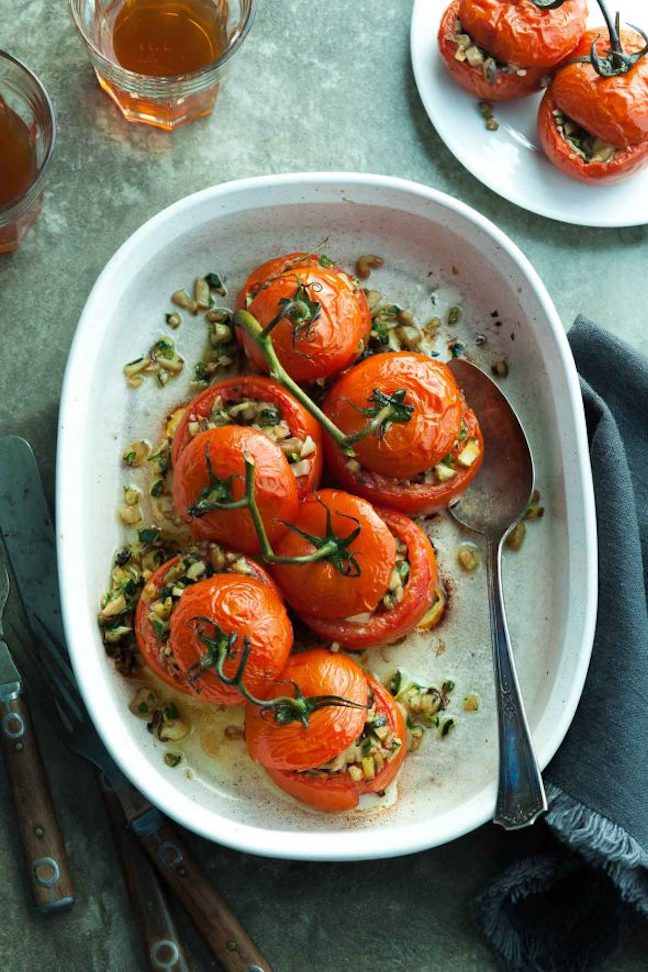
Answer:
[
  {"xmin": 57, "ymin": 173, "xmax": 597, "ymax": 861},
  {"xmin": 411, "ymin": 0, "xmax": 648, "ymax": 227}
]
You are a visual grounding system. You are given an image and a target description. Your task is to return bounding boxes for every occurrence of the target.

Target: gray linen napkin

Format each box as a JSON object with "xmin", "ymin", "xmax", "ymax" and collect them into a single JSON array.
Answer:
[{"xmin": 472, "ymin": 317, "xmax": 648, "ymax": 971}]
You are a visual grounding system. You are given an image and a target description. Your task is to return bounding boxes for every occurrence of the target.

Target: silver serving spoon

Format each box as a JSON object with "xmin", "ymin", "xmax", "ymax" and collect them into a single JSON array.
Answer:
[{"xmin": 448, "ymin": 359, "xmax": 547, "ymax": 829}]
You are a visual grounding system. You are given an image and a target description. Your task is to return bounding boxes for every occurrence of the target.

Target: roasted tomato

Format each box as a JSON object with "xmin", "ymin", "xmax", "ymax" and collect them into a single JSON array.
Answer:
[
  {"xmin": 172, "ymin": 426, "xmax": 298, "ymax": 554},
  {"xmin": 551, "ymin": 28, "xmax": 648, "ymax": 149},
  {"xmin": 247, "ymin": 652, "xmax": 406, "ymax": 812},
  {"xmin": 459, "ymin": 0, "xmax": 587, "ymax": 70},
  {"xmin": 237, "ymin": 252, "xmax": 372, "ymax": 383},
  {"xmin": 134, "ymin": 546, "xmax": 291, "ymax": 705},
  {"xmin": 300, "ymin": 508, "xmax": 439, "ymax": 650},
  {"xmin": 438, "ymin": 1, "xmax": 548, "ymax": 101},
  {"xmin": 269, "ymin": 489, "xmax": 396, "ymax": 622},
  {"xmin": 324, "ymin": 397, "xmax": 483, "ymax": 516},
  {"xmin": 323, "ymin": 352, "xmax": 463, "ymax": 479},
  {"xmin": 538, "ymin": 86, "xmax": 648, "ymax": 184},
  {"xmin": 171, "ymin": 375, "xmax": 323, "ymax": 496}
]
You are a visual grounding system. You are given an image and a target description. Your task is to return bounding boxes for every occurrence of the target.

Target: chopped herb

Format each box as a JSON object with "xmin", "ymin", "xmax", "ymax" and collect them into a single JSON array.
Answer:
[
  {"xmin": 138, "ymin": 527, "xmax": 161, "ymax": 544},
  {"xmin": 256, "ymin": 406, "xmax": 282, "ymax": 427},
  {"xmin": 205, "ymin": 272, "xmax": 227, "ymax": 295},
  {"xmin": 164, "ymin": 752, "xmax": 182, "ymax": 768},
  {"xmin": 449, "ymin": 340, "xmax": 464, "ymax": 359},
  {"xmin": 388, "ymin": 670, "xmax": 402, "ymax": 696},
  {"xmin": 164, "ymin": 703, "xmax": 180, "ymax": 720},
  {"xmin": 447, "ymin": 306, "xmax": 462, "ymax": 326},
  {"xmin": 151, "ymin": 480, "xmax": 164, "ymax": 498},
  {"xmin": 440, "ymin": 718, "xmax": 455, "ymax": 737},
  {"xmin": 319, "ymin": 254, "xmax": 335, "ymax": 268},
  {"xmin": 151, "ymin": 617, "xmax": 167, "ymax": 638},
  {"xmin": 115, "ymin": 546, "xmax": 132, "ymax": 567}
]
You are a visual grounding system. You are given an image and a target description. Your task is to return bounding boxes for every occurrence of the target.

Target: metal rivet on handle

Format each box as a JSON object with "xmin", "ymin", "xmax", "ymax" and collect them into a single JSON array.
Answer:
[
  {"xmin": 150, "ymin": 939, "xmax": 180, "ymax": 969},
  {"xmin": 33, "ymin": 857, "xmax": 60, "ymax": 888},
  {"xmin": 2, "ymin": 712, "xmax": 25, "ymax": 739},
  {"xmin": 157, "ymin": 841, "xmax": 182, "ymax": 868}
]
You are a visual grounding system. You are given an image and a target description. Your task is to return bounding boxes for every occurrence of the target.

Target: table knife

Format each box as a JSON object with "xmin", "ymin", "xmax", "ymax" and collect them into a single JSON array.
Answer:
[{"xmin": 0, "ymin": 435, "xmax": 271, "ymax": 972}]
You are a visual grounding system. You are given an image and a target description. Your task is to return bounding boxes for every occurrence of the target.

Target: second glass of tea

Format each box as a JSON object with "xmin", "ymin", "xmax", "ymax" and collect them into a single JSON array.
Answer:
[
  {"xmin": 68, "ymin": 0, "xmax": 256, "ymax": 130},
  {"xmin": 0, "ymin": 52, "xmax": 56, "ymax": 254}
]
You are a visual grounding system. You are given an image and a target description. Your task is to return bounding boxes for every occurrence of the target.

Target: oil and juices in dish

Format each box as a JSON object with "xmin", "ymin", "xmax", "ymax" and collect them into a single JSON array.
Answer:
[{"xmin": 68, "ymin": 0, "xmax": 255, "ymax": 129}]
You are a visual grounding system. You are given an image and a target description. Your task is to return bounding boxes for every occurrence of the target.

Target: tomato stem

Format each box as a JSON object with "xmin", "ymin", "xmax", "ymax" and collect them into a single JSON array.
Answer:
[
  {"xmin": 235, "ymin": 309, "xmax": 413, "ymax": 454},
  {"xmin": 186, "ymin": 618, "xmax": 365, "ymax": 727},
  {"xmin": 588, "ymin": 1, "xmax": 648, "ymax": 76},
  {"xmin": 242, "ymin": 456, "xmax": 362, "ymax": 575}
]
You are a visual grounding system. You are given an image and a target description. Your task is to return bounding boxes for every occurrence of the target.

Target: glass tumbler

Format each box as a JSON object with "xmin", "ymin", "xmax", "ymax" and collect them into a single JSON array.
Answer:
[
  {"xmin": 0, "ymin": 52, "xmax": 56, "ymax": 254},
  {"xmin": 67, "ymin": 0, "xmax": 256, "ymax": 131}
]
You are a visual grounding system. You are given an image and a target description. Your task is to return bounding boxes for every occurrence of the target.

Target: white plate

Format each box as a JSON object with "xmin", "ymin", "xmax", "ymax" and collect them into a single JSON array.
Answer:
[
  {"xmin": 58, "ymin": 173, "xmax": 597, "ymax": 861},
  {"xmin": 411, "ymin": 0, "xmax": 648, "ymax": 227}
]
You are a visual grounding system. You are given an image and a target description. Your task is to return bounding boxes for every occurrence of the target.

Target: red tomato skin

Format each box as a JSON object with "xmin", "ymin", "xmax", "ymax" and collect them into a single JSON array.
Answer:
[
  {"xmin": 538, "ymin": 88, "xmax": 648, "ymax": 184},
  {"xmin": 172, "ymin": 426, "xmax": 299, "ymax": 555},
  {"xmin": 300, "ymin": 507, "xmax": 438, "ymax": 650},
  {"xmin": 237, "ymin": 253, "xmax": 371, "ymax": 383},
  {"xmin": 458, "ymin": 0, "xmax": 587, "ymax": 70},
  {"xmin": 134, "ymin": 552, "xmax": 279, "ymax": 699},
  {"xmin": 264, "ymin": 677, "xmax": 407, "ymax": 812},
  {"xmin": 324, "ymin": 400, "xmax": 484, "ymax": 516},
  {"xmin": 166, "ymin": 573, "xmax": 292, "ymax": 705},
  {"xmin": 269, "ymin": 490, "xmax": 396, "ymax": 622},
  {"xmin": 322, "ymin": 352, "xmax": 463, "ymax": 479},
  {"xmin": 551, "ymin": 28, "xmax": 648, "ymax": 149},
  {"xmin": 171, "ymin": 375, "xmax": 323, "ymax": 496},
  {"xmin": 245, "ymin": 649, "xmax": 369, "ymax": 771},
  {"xmin": 438, "ymin": 1, "xmax": 546, "ymax": 101}
]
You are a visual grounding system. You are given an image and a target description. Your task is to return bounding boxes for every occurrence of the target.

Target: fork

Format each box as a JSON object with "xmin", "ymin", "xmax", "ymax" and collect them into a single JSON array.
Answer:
[
  {"xmin": 0, "ymin": 555, "xmax": 74, "ymax": 911},
  {"xmin": 16, "ymin": 614, "xmax": 271, "ymax": 972}
]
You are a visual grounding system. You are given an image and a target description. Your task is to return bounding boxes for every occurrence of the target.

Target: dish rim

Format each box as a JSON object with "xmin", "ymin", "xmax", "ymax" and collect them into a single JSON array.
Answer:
[
  {"xmin": 57, "ymin": 171, "xmax": 598, "ymax": 860},
  {"xmin": 409, "ymin": 0, "xmax": 648, "ymax": 228}
]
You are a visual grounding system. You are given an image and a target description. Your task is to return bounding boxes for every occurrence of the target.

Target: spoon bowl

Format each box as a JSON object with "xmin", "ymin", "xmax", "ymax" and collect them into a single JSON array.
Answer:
[
  {"xmin": 448, "ymin": 359, "xmax": 547, "ymax": 830},
  {"xmin": 448, "ymin": 359, "xmax": 535, "ymax": 538}
]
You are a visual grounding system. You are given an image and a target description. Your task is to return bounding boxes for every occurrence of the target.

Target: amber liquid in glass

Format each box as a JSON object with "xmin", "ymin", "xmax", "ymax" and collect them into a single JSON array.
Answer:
[
  {"xmin": 0, "ymin": 98, "xmax": 37, "ymax": 209},
  {"xmin": 107, "ymin": 0, "xmax": 227, "ymax": 76}
]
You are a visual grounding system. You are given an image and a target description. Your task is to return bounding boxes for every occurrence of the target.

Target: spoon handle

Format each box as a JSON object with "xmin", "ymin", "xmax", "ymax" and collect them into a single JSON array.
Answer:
[{"xmin": 487, "ymin": 539, "xmax": 547, "ymax": 829}]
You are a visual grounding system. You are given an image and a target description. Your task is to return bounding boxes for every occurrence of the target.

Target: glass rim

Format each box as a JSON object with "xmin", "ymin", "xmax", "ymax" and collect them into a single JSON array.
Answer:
[
  {"xmin": 0, "ymin": 49, "xmax": 57, "ymax": 221},
  {"xmin": 67, "ymin": 0, "xmax": 257, "ymax": 86}
]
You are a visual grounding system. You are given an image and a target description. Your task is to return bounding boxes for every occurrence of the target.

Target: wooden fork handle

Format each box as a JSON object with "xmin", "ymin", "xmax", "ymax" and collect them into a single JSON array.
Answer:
[
  {"xmin": 100, "ymin": 777, "xmax": 192, "ymax": 972},
  {"xmin": 132, "ymin": 813, "xmax": 272, "ymax": 972},
  {"xmin": 0, "ymin": 694, "xmax": 75, "ymax": 911}
]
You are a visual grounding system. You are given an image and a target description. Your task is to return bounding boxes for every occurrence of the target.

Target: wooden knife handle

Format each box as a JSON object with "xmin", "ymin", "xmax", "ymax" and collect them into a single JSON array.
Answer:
[
  {"xmin": 134, "ymin": 815, "xmax": 272, "ymax": 972},
  {"xmin": 0, "ymin": 694, "xmax": 75, "ymax": 912},
  {"xmin": 100, "ymin": 776, "xmax": 192, "ymax": 972}
]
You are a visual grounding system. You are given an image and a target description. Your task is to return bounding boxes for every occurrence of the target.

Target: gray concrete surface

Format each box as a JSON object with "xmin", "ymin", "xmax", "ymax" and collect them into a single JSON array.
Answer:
[{"xmin": 0, "ymin": 1, "xmax": 646, "ymax": 970}]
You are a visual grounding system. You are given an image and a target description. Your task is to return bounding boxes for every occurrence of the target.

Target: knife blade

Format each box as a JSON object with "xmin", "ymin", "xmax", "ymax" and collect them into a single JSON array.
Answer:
[
  {"xmin": 0, "ymin": 565, "xmax": 21, "ymax": 701},
  {"xmin": 0, "ymin": 436, "xmax": 272, "ymax": 972},
  {"xmin": 0, "ymin": 436, "xmax": 66, "ymax": 646},
  {"xmin": 0, "ymin": 523, "xmax": 74, "ymax": 911}
]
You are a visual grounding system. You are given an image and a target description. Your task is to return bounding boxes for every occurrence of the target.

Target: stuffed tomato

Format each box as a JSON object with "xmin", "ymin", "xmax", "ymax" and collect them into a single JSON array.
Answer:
[
  {"xmin": 268, "ymin": 489, "xmax": 443, "ymax": 648},
  {"xmin": 322, "ymin": 352, "xmax": 484, "ymax": 515},
  {"xmin": 538, "ymin": 27, "xmax": 648, "ymax": 184},
  {"xmin": 245, "ymin": 650, "xmax": 406, "ymax": 811},
  {"xmin": 171, "ymin": 375, "xmax": 323, "ymax": 496},
  {"xmin": 439, "ymin": 0, "xmax": 587, "ymax": 103},
  {"xmin": 173, "ymin": 425, "xmax": 299, "ymax": 554},
  {"xmin": 237, "ymin": 252, "xmax": 372, "ymax": 383},
  {"xmin": 134, "ymin": 545, "xmax": 292, "ymax": 705}
]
